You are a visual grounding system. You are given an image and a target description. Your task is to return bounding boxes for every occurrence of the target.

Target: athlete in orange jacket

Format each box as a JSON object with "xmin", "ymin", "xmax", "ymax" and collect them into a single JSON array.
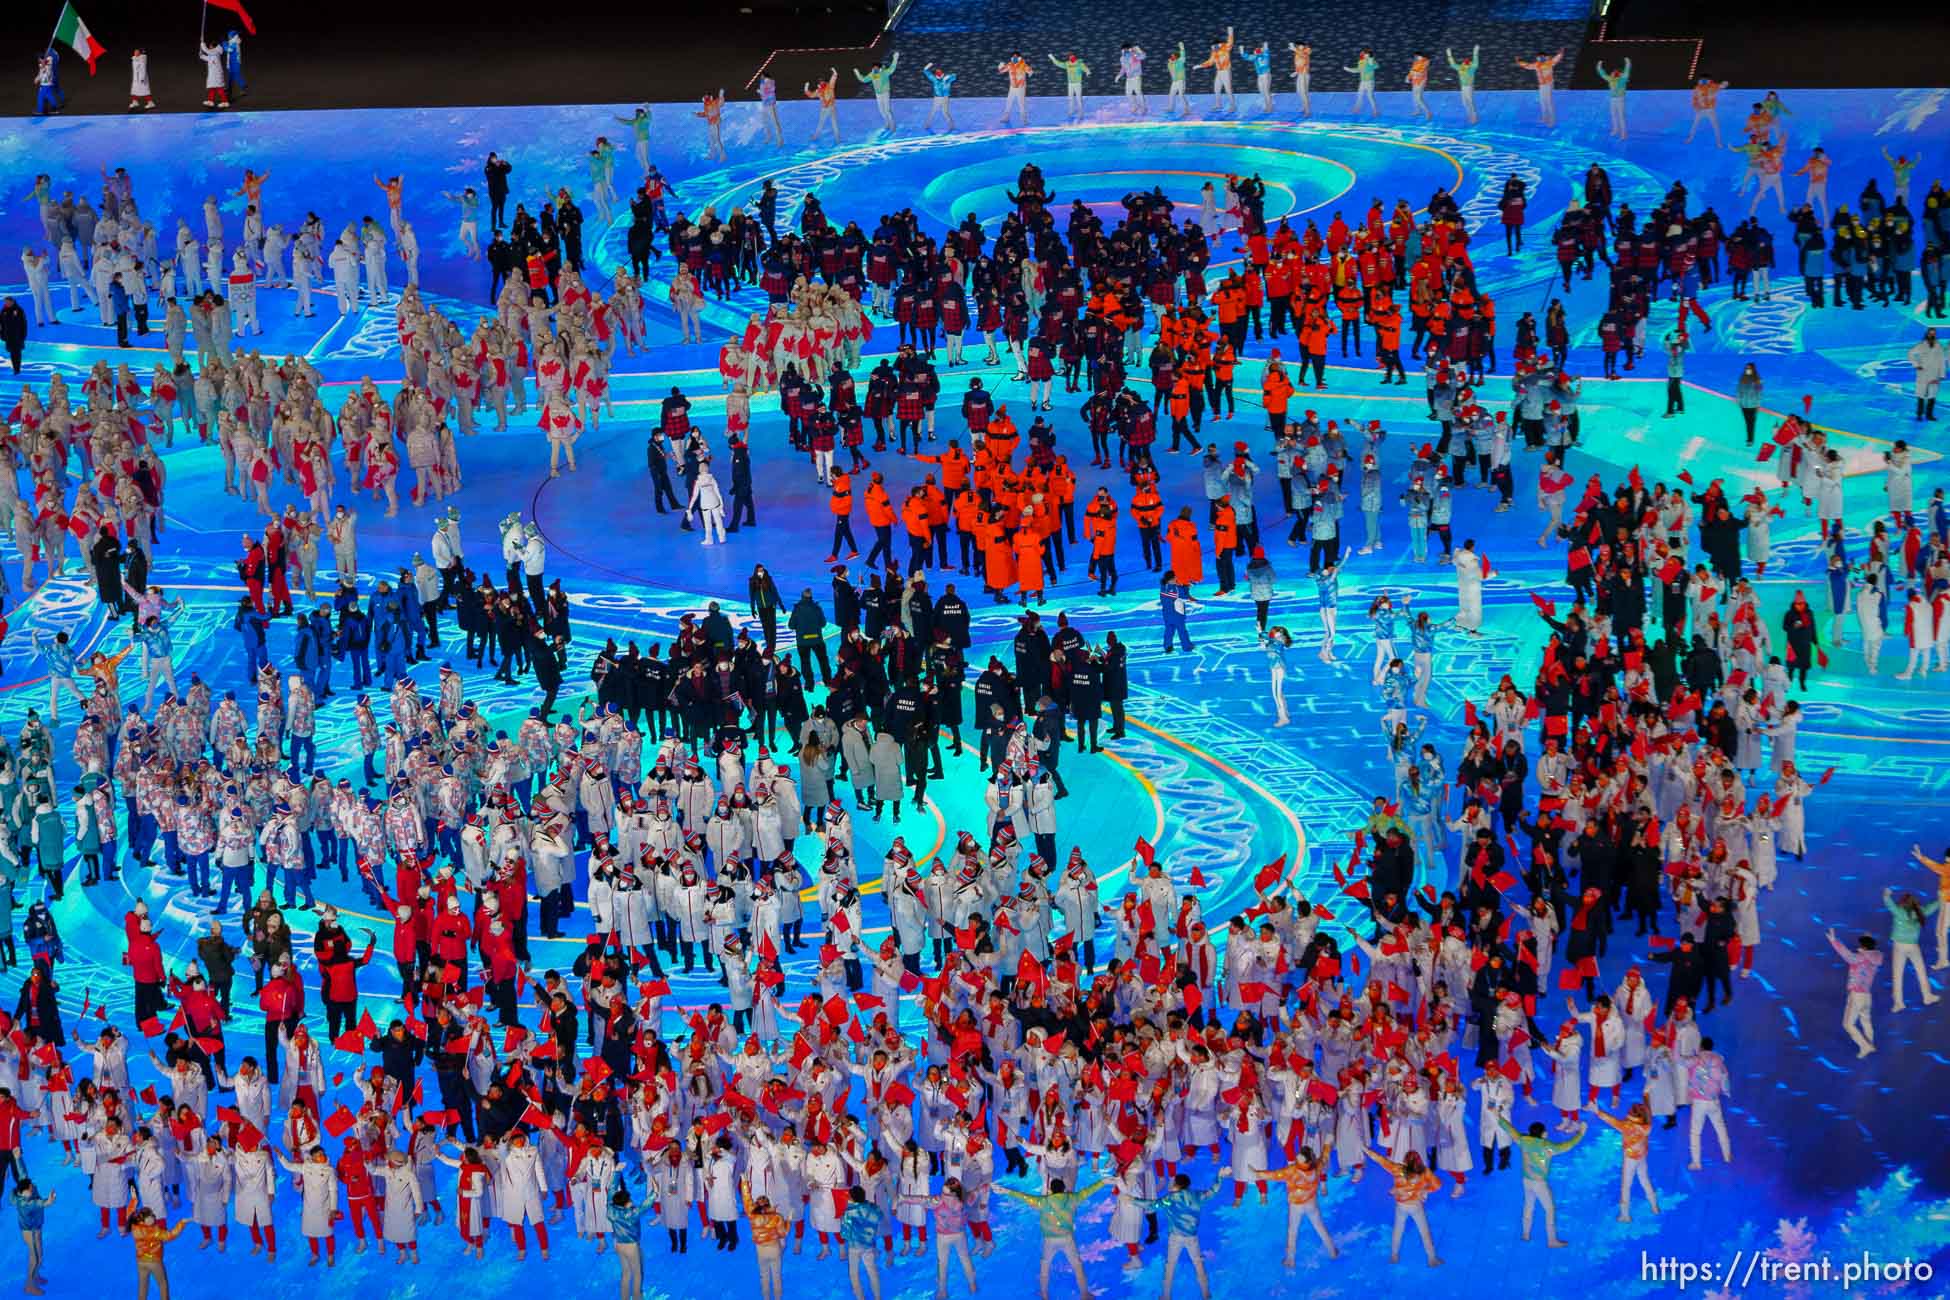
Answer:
[
  {"xmin": 916, "ymin": 442, "xmax": 970, "ymax": 496},
  {"xmin": 1262, "ymin": 353, "xmax": 1295, "ymax": 434},
  {"xmin": 863, "ymin": 473, "xmax": 895, "ymax": 568},
  {"xmin": 1213, "ymin": 497, "xmax": 1239, "ymax": 593},
  {"xmin": 980, "ymin": 515, "xmax": 1015, "ymax": 600},
  {"xmin": 1084, "ymin": 487, "xmax": 1120, "ymax": 594},
  {"xmin": 1014, "ymin": 516, "xmax": 1047, "ymax": 605},
  {"xmin": 953, "ymin": 488, "xmax": 983, "ymax": 573},
  {"xmin": 1132, "ymin": 479, "xmax": 1165, "ymax": 571},
  {"xmin": 826, "ymin": 469, "xmax": 858, "ymax": 560},
  {"xmin": 901, "ymin": 488, "xmax": 933, "ymax": 572},
  {"xmin": 1166, "ymin": 508, "xmax": 1204, "ymax": 584}
]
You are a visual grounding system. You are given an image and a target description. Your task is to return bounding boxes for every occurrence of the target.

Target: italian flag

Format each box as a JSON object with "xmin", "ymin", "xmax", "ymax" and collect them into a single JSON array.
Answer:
[{"xmin": 51, "ymin": 3, "xmax": 105, "ymax": 74}]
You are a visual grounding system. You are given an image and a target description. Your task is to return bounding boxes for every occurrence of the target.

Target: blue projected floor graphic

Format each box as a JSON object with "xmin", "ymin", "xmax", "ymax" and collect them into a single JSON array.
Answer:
[{"xmin": 1, "ymin": 86, "xmax": 1949, "ymax": 1297}]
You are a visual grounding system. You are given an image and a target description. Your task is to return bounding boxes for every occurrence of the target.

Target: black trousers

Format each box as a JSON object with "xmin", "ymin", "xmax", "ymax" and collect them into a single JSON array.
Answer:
[
  {"xmin": 263, "ymin": 1014, "xmax": 296, "ymax": 1083},
  {"xmin": 797, "ymin": 640, "xmax": 833, "ymax": 684}
]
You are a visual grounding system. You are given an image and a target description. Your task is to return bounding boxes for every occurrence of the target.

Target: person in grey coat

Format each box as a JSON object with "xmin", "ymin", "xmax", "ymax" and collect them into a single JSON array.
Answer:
[
  {"xmin": 869, "ymin": 729, "xmax": 904, "ymax": 823},
  {"xmin": 1246, "ymin": 546, "xmax": 1278, "ymax": 633},
  {"xmin": 798, "ymin": 737, "xmax": 835, "ymax": 832},
  {"xmin": 841, "ymin": 716, "xmax": 875, "ymax": 811}
]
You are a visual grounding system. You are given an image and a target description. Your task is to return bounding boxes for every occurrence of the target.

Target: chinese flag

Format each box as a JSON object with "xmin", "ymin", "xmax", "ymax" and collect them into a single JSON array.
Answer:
[
  {"xmin": 205, "ymin": 0, "xmax": 258, "ymax": 35},
  {"xmin": 1252, "ymin": 855, "xmax": 1287, "ymax": 894}
]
